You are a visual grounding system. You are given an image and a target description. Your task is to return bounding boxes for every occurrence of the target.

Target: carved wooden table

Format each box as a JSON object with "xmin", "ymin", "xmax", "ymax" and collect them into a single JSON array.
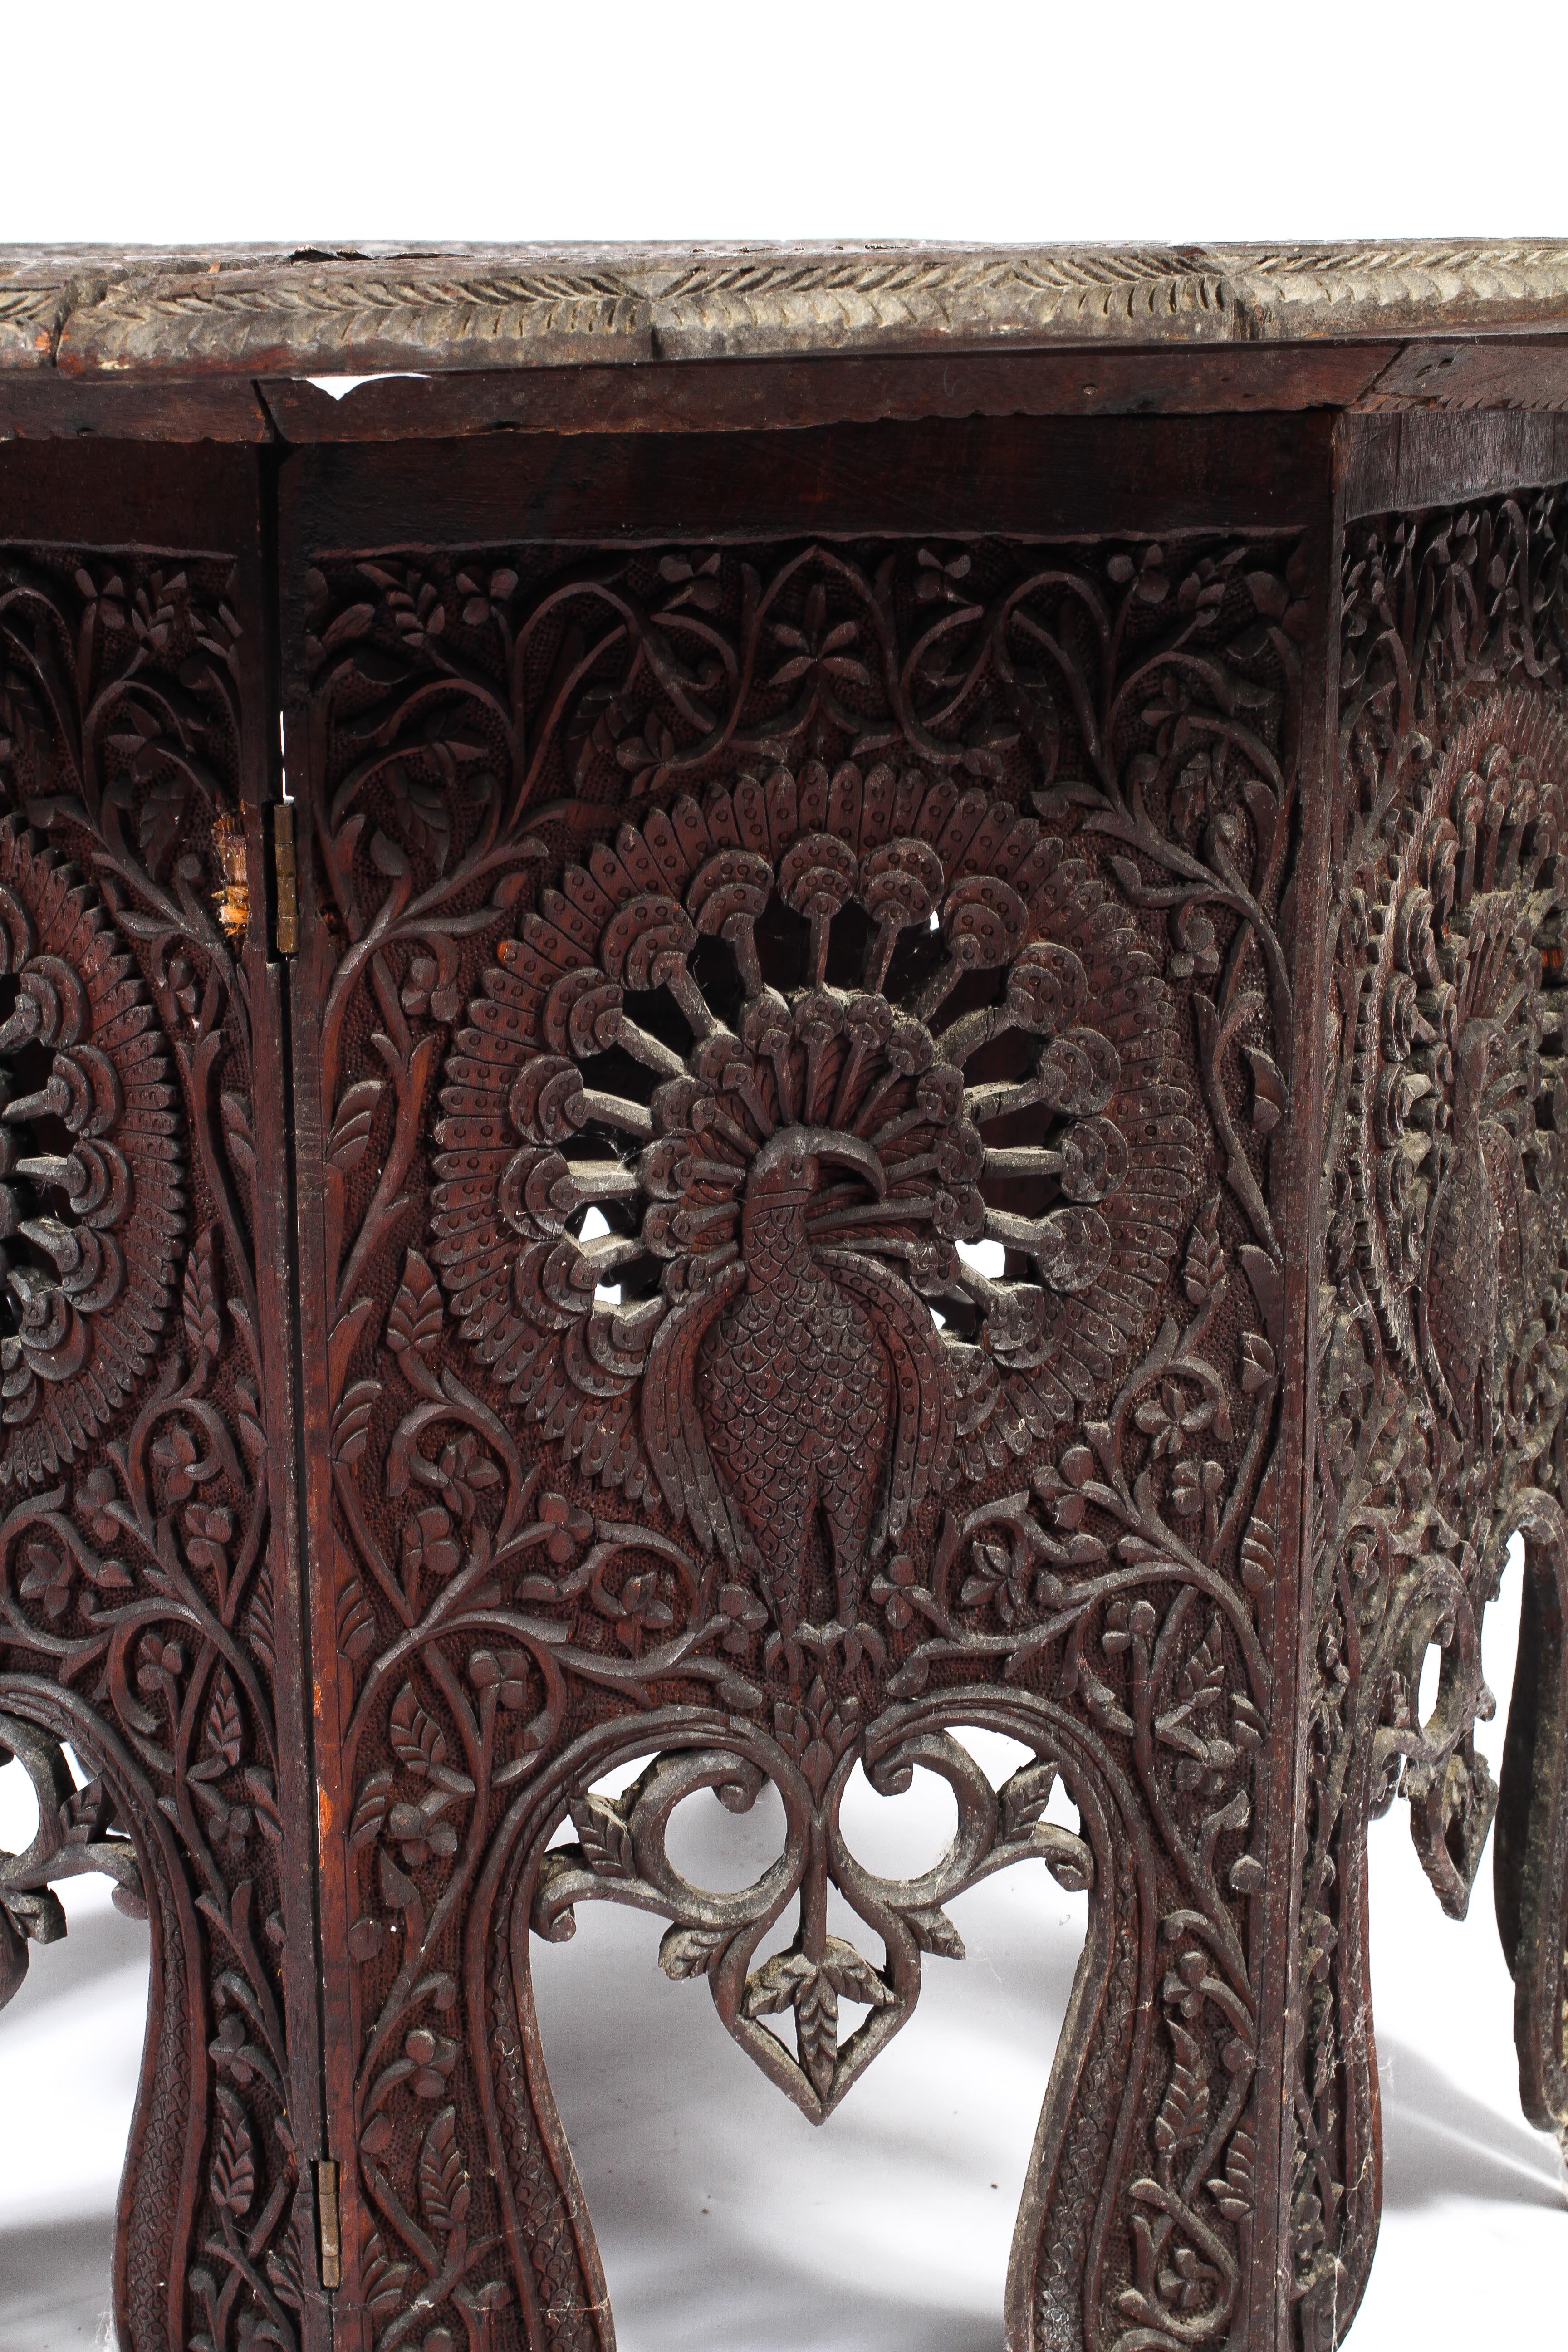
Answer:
[{"xmin": 0, "ymin": 241, "xmax": 1566, "ymax": 2352}]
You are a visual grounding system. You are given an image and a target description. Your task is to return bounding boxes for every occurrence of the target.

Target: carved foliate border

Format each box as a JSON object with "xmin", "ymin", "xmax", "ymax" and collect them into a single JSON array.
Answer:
[{"xmin": 18, "ymin": 240, "xmax": 1568, "ymax": 374}]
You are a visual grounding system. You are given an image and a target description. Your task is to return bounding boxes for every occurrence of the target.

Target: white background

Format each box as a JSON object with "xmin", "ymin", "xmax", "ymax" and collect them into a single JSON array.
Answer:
[{"xmin": 1, "ymin": 5, "xmax": 1567, "ymax": 2346}]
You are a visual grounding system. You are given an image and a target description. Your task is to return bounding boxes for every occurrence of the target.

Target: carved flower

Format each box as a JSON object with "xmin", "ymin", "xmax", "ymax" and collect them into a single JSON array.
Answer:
[
  {"xmin": 152, "ymin": 1422, "xmax": 217, "ymax": 1504},
  {"xmin": 716, "ymin": 1583, "xmax": 768, "ymax": 1653},
  {"xmin": 412, "ymin": 1432, "xmax": 500, "ymax": 1525},
  {"xmin": 869, "ymin": 1552, "xmax": 918, "ymax": 1632},
  {"xmin": 538, "ymin": 1491, "xmax": 592, "ymax": 1566},
  {"xmin": 131, "ymin": 570, "xmax": 186, "ymax": 653},
  {"xmin": 1102, "ymin": 1597, "xmax": 1156, "ymax": 1654},
  {"xmin": 387, "ymin": 1798, "xmax": 458, "ymax": 1867},
  {"xmin": 467, "ymin": 1647, "xmax": 536, "ymax": 1711},
  {"xmin": 402, "ymin": 2026, "xmax": 459, "ymax": 2099},
  {"xmin": 184, "ymin": 1503, "xmax": 233, "ymax": 1581},
  {"xmin": 599, "ymin": 1569, "xmax": 675, "ymax": 1656},
  {"xmin": 1168, "ymin": 897, "xmax": 1220, "ymax": 978},
  {"xmin": 455, "ymin": 565, "xmax": 519, "ymax": 628},
  {"xmin": 400, "ymin": 953, "xmax": 463, "ymax": 1025},
  {"xmin": 768, "ymin": 581, "xmax": 871, "ymax": 694},
  {"xmin": 402, "ymin": 1505, "xmax": 461, "ymax": 1587},
  {"xmin": 209, "ymin": 2013, "xmax": 256, "ymax": 2086},
  {"xmin": 386, "ymin": 573, "xmax": 446, "ymax": 650},
  {"xmin": 75, "ymin": 565, "xmax": 127, "ymax": 634},
  {"xmin": 1170, "ymin": 1457, "xmax": 1225, "ymax": 1518},
  {"xmin": 1159, "ymin": 2245, "xmax": 1221, "ymax": 2315},
  {"xmin": 1135, "ymin": 1382, "xmax": 1213, "ymax": 1461},
  {"xmin": 656, "ymin": 550, "xmax": 722, "ymax": 613},
  {"xmin": 136, "ymin": 1636, "xmax": 186, "ymax": 1695},
  {"xmin": 0, "ymin": 827, "xmax": 185, "ymax": 1490},
  {"xmin": 913, "ymin": 546, "xmax": 973, "ymax": 606},
  {"xmin": 1107, "ymin": 544, "xmax": 1172, "ymax": 608},
  {"xmin": 19, "ymin": 1538, "xmax": 73, "ymax": 1620}
]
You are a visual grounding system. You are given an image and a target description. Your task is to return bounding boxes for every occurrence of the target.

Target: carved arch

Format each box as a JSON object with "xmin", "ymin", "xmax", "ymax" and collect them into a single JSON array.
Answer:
[{"xmin": 466, "ymin": 1692, "xmax": 1172, "ymax": 2352}]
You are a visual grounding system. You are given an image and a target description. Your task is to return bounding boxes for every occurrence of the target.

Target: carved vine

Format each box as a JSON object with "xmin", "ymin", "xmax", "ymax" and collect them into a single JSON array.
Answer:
[
  {"xmin": 303, "ymin": 532, "xmax": 1305, "ymax": 2351},
  {"xmin": 0, "ymin": 550, "xmax": 304, "ymax": 2352},
  {"xmin": 1294, "ymin": 490, "xmax": 1568, "ymax": 2348}
]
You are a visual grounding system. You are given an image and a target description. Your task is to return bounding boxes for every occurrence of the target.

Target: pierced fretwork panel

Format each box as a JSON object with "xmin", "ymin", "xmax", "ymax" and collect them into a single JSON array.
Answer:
[
  {"xmin": 1294, "ymin": 488, "xmax": 1568, "ymax": 2349},
  {"xmin": 288, "ymin": 516, "xmax": 1308, "ymax": 2352},
  {"xmin": 0, "ymin": 449, "xmax": 321, "ymax": 2352}
]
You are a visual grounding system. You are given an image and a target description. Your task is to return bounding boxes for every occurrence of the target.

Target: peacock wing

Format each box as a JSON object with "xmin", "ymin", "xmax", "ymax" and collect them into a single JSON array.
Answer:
[
  {"xmin": 642, "ymin": 1262, "xmax": 747, "ymax": 1557},
  {"xmin": 818, "ymin": 1247, "xmax": 954, "ymax": 1547}
]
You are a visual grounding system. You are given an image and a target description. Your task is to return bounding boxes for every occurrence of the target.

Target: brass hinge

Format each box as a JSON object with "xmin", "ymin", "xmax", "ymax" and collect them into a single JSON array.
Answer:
[
  {"xmin": 315, "ymin": 2157, "xmax": 341, "ymax": 2289},
  {"xmin": 213, "ymin": 812, "xmax": 249, "ymax": 941},
  {"xmin": 272, "ymin": 802, "xmax": 299, "ymax": 956}
]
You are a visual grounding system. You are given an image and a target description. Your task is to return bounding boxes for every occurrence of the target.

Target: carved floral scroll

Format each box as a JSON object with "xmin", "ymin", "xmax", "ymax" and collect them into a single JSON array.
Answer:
[
  {"xmin": 0, "ymin": 536, "xmax": 309, "ymax": 2352},
  {"xmin": 292, "ymin": 529, "xmax": 1308, "ymax": 2352},
  {"xmin": 1288, "ymin": 489, "xmax": 1568, "ymax": 2347}
]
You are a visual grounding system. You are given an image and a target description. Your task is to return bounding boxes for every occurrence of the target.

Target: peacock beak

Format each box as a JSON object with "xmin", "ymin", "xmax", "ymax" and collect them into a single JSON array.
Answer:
[{"xmin": 799, "ymin": 1128, "xmax": 887, "ymax": 1198}]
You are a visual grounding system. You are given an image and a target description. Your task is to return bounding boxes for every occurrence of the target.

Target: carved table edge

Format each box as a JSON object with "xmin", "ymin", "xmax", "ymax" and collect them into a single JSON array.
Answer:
[{"xmin": 6, "ymin": 241, "xmax": 1568, "ymax": 389}]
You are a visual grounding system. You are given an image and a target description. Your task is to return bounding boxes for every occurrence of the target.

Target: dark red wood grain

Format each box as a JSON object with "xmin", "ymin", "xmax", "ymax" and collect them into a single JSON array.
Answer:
[{"xmin": 0, "ymin": 372, "xmax": 1562, "ymax": 2352}]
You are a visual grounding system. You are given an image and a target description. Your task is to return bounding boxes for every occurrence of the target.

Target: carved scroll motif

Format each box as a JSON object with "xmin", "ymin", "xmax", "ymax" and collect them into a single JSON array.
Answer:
[
  {"xmin": 1297, "ymin": 493, "xmax": 1568, "ymax": 2347},
  {"xmin": 299, "ymin": 532, "xmax": 1306, "ymax": 2351},
  {"xmin": 0, "ymin": 549, "xmax": 305, "ymax": 2352}
]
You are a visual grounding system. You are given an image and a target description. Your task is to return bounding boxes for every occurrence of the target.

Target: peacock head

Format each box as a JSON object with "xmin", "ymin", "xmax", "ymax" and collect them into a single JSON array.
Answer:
[
  {"xmin": 1453, "ymin": 1017, "xmax": 1501, "ymax": 1121},
  {"xmin": 744, "ymin": 1126, "xmax": 887, "ymax": 1213}
]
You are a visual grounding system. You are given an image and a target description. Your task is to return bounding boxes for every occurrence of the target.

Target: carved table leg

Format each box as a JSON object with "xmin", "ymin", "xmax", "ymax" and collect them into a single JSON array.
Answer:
[
  {"xmin": 1294, "ymin": 474, "xmax": 1568, "ymax": 2344},
  {"xmin": 0, "ymin": 448, "xmax": 326, "ymax": 2352}
]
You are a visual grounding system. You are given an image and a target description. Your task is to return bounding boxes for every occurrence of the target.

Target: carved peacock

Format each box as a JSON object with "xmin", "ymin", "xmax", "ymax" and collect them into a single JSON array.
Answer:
[
  {"xmin": 429, "ymin": 762, "xmax": 1200, "ymax": 1648},
  {"xmin": 655, "ymin": 1122, "xmax": 949, "ymax": 1642},
  {"xmin": 1347, "ymin": 687, "xmax": 1562, "ymax": 1441}
]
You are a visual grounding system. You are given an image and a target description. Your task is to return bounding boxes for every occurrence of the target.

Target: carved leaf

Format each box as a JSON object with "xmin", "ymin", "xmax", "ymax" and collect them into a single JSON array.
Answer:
[
  {"xmin": 332, "ymin": 1378, "xmax": 382, "ymax": 1467},
  {"xmin": 742, "ymin": 1949, "xmax": 813, "ymax": 2020},
  {"xmin": 389, "ymin": 1681, "xmax": 448, "ymax": 1776},
  {"xmin": 794, "ymin": 1969, "xmax": 838, "ymax": 2097},
  {"xmin": 243, "ymin": 1767, "xmax": 282, "ymax": 1846},
  {"xmin": 1182, "ymin": 1199, "xmax": 1225, "ymax": 1306},
  {"xmin": 139, "ymin": 770, "xmax": 190, "ymax": 873},
  {"xmin": 1154, "ymin": 2020, "xmax": 1210, "ymax": 2156},
  {"xmin": 569, "ymin": 1795, "xmax": 635, "ymax": 1881},
  {"xmin": 658, "ymin": 1923, "xmax": 730, "ymax": 1981},
  {"xmin": 189, "ymin": 1672, "xmax": 243, "ymax": 1782},
  {"xmin": 211, "ymin": 2086, "xmax": 255, "ymax": 2216},
  {"xmin": 903, "ymin": 1904, "xmax": 965, "ymax": 1960},
  {"xmin": 336, "ymin": 1576, "xmax": 378, "ymax": 1661},
  {"xmin": 1208, "ymin": 2122, "xmax": 1257, "ymax": 2221},
  {"xmin": 1175, "ymin": 1612, "xmax": 1228, "ymax": 1709},
  {"xmin": 1000, "ymin": 1759, "xmax": 1061, "ymax": 1839},
  {"xmin": 181, "ymin": 1227, "xmax": 222, "ymax": 1362},
  {"xmin": 819, "ymin": 1937, "xmax": 895, "ymax": 2009},
  {"xmin": 1240, "ymin": 1513, "xmax": 1277, "ymax": 1592},
  {"xmin": 418, "ymin": 2105, "xmax": 471, "ymax": 2237},
  {"xmin": 361, "ymin": 2229, "xmax": 413, "ymax": 2318},
  {"xmin": 220, "ymin": 1091, "xmax": 256, "ymax": 1191},
  {"xmin": 264, "ymin": 2200, "xmax": 307, "ymax": 2313},
  {"xmin": 328, "ymin": 1079, "xmax": 383, "ymax": 1172},
  {"xmin": 349, "ymin": 1768, "xmax": 394, "ymax": 1851},
  {"xmin": 1243, "ymin": 1045, "xmax": 1288, "ymax": 1133},
  {"xmin": 388, "ymin": 1248, "xmax": 443, "ymax": 1359}
]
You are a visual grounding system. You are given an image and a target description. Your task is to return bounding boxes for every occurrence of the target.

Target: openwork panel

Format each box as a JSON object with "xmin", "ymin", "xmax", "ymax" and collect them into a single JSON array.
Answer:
[
  {"xmin": 0, "ymin": 525, "xmax": 312, "ymax": 2352},
  {"xmin": 1296, "ymin": 489, "xmax": 1568, "ymax": 2348},
  {"xmin": 292, "ymin": 529, "xmax": 1310, "ymax": 2351}
]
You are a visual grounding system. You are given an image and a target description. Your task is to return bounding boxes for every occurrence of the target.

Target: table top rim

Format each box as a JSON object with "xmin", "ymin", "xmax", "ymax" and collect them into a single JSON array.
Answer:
[{"xmin": 11, "ymin": 240, "xmax": 1568, "ymax": 380}]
